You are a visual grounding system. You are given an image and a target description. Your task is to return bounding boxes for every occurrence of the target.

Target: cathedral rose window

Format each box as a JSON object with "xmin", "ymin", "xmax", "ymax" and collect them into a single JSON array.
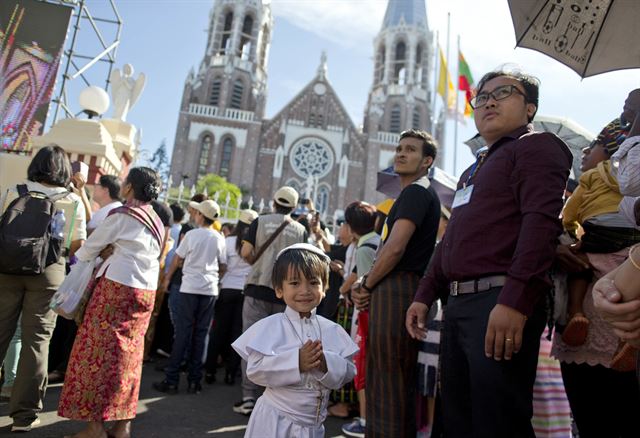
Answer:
[{"xmin": 289, "ymin": 138, "xmax": 334, "ymax": 179}]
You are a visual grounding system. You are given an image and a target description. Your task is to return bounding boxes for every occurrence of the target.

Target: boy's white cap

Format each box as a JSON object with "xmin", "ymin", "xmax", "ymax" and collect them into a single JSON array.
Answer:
[
  {"xmin": 239, "ymin": 209, "xmax": 258, "ymax": 225},
  {"xmin": 276, "ymin": 243, "xmax": 330, "ymax": 261},
  {"xmin": 273, "ymin": 186, "xmax": 299, "ymax": 208},
  {"xmin": 188, "ymin": 200, "xmax": 220, "ymax": 220}
]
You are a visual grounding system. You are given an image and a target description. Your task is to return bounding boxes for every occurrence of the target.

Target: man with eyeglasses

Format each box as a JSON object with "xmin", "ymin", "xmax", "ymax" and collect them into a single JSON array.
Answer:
[{"xmin": 406, "ymin": 68, "xmax": 573, "ymax": 437}]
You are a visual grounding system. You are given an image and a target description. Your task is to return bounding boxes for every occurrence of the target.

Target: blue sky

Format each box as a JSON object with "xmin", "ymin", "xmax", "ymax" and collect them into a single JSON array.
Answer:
[{"xmin": 53, "ymin": 0, "xmax": 640, "ymax": 178}]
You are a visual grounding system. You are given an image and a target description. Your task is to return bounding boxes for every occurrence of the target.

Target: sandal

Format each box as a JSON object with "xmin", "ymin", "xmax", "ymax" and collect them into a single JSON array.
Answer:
[
  {"xmin": 611, "ymin": 342, "xmax": 639, "ymax": 372},
  {"xmin": 561, "ymin": 313, "xmax": 590, "ymax": 347}
]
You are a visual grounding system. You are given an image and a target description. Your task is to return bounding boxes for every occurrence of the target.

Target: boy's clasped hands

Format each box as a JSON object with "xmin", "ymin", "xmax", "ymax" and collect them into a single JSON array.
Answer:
[{"xmin": 299, "ymin": 340, "xmax": 328, "ymax": 374}]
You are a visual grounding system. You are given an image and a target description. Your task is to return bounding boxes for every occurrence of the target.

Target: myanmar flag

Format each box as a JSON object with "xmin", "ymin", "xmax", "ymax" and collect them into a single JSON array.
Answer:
[{"xmin": 458, "ymin": 51, "xmax": 474, "ymax": 117}]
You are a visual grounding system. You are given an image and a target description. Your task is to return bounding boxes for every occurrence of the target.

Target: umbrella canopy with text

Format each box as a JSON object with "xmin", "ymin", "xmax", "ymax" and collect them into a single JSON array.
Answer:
[{"xmin": 508, "ymin": 0, "xmax": 640, "ymax": 78}]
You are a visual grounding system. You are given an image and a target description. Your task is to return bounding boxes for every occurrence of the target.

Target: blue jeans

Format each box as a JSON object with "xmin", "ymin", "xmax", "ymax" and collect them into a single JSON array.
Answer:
[{"xmin": 165, "ymin": 292, "xmax": 216, "ymax": 385}]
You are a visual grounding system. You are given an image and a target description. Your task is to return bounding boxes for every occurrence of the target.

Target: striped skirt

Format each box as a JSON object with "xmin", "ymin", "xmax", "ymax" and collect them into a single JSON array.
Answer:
[
  {"xmin": 58, "ymin": 277, "xmax": 155, "ymax": 421},
  {"xmin": 330, "ymin": 297, "xmax": 358, "ymax": 404},
  {"xmin": 532, "ymin": 328, "xmax": 572, "ymax": 438},
  {"xmin": 366, "ymin": 271, "xmax": 420, "ymax": 438}
]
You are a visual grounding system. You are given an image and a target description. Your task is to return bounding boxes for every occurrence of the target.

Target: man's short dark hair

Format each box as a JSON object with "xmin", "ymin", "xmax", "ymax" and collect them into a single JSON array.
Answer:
[
  {"xmin": 170, "ymin": 203, "xmax": 186, "ymax": 223},
  {"xmin": 399, "ymin": 129, "xmax": 438, "ymax": 162},
  {"xmin": 151, "ymin": 200, "xmax": 173, "ymax": 227},
  {"xmin": 274, "ymin": 203, "xmax": 293, "ymax": 215},
  {"xmin": 99, "ymin": 175, "xmax": 121, "ymax": 200},
  {"xmin": 191, "ymin": 193, "xmax": 208, "ymax": 203},
  {"xmin": 201, "ymin": 216, "xmax": 215, "ymax": 226},
  {"xmin": 344, "ymin": 201, "xmax": 377, "ymax": 236},
  {"xmin": 272, "ymin": 249, "xmax": 330, "ymax": 291},
  {"xmin": 476, "ymin": 68, "xmax": 540, "ymax": 122}
]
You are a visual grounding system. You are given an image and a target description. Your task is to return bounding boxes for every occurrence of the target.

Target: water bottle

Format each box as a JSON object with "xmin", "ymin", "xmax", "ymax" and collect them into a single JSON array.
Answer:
[{"xmin": 51, "ymin": 210, "xmax": 66, "ymax": 240}]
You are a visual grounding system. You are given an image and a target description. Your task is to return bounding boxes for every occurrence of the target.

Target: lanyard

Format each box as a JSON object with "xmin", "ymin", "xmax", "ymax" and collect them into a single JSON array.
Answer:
[{"xmin": 464, "ymin": 147, "xmax": 488, "ymax": 188}]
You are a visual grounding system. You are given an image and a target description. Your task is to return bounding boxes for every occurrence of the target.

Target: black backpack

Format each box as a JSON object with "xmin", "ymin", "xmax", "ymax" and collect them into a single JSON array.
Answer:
[{"xmin": 0, "ymin": 184, "xmax": 70, "ymax": 275}]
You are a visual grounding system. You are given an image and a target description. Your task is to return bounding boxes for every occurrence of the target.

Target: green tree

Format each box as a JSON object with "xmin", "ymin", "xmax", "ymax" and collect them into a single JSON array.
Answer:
[{"xmin": 169, "ymin": 173, "xmax": 243, "ymax": 218}]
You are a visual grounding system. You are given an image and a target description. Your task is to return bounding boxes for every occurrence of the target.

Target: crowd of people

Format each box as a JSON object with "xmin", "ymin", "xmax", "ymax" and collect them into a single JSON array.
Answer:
[{"xmin": 1, "ymin": 66, "xmax": 640, "ymax": 438}]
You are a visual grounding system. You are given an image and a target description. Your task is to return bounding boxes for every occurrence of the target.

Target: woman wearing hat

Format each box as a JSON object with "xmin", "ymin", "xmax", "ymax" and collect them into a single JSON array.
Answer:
[{"xmin": 204, "ymin": 209, "xmax": 258, "ymax": 385}]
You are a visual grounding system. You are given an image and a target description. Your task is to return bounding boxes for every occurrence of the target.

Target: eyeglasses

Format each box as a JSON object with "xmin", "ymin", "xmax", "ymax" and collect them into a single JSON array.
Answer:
[{"xmin": 470, "ymin": 85, "xmax": 527, "ymax": 109}]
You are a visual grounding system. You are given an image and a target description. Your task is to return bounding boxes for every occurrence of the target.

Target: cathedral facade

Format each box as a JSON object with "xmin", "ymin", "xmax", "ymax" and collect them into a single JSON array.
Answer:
[{"xmin": 169, "ymin": 0, "xmax": 435, "ymax": 216}]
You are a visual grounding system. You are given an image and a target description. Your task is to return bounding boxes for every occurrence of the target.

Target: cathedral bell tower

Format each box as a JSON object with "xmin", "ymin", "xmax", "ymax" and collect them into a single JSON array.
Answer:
[
  {"xmin": 169, "ymin": 0, "xmax": 273, "ymax": 188},
  {"xmin": 362, "ymin": 0, "xmax": 434, "ymax": 201}
]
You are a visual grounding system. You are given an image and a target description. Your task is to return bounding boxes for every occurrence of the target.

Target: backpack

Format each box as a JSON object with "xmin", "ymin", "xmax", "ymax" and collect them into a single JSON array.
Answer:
[{"xmin": 0, "ymin": 184, "xmax": 70, "ymax": 275}]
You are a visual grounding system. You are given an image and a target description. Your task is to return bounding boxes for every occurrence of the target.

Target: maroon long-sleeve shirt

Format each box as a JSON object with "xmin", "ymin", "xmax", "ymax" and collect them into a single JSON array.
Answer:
[{"xmin": 414, "ymin": 124, "xmax": 573, "ymax": 316}]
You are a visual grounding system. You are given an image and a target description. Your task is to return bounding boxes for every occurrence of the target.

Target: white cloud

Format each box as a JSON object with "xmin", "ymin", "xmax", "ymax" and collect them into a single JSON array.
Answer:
[
  {"xmin": 271, "ymin": 0, "xmax": 638, "ymax": 131},
  {"xmin": 270, "ymin": 0, "xmax": 386, "ymax": 49}
]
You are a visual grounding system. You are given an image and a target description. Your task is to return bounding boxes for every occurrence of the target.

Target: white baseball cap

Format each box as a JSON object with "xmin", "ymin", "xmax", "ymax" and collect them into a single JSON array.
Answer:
[
  {"xmin": 188, "ymin": 200, "xmax": 220, "ymax": 220},
  {"xmin": 239, "ymin": 209, "xmax": 258, "ymax": 225},
  {"xmin": 273, "ymin": 186, "xmax": 299, "ymax": 208}
]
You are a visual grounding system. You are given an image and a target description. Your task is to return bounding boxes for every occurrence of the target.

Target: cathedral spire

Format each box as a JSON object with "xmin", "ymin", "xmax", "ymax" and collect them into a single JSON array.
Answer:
[
  {"xmin": 382, "ymin": 0, "xmax": 427, "ymax": 29},
  {"xmin": 316, "ymin": 51, "xmax": 328, "ymax": 80}
]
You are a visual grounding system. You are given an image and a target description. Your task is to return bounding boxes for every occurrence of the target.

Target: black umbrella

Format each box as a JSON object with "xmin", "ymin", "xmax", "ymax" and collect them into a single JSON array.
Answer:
[{"xmin": 376, "ymin": 166, "xmax": 458, "ymax": 210}]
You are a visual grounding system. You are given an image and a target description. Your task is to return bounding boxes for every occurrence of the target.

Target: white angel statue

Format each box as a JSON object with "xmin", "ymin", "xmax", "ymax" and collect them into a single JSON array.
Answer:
[{"xmin": 109, "ymin": 64, "xmax": 146, "ymax": 122}]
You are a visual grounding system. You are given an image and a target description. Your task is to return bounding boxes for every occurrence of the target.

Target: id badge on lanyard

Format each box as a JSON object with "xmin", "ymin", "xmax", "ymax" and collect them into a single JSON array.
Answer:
[
  {"xmin": 452, "ymin": 147, "xmax": 487, "ymax": 209},
  {"xmin": 452, "ymin": 185, "xmax": 474, "ymax": 209}
]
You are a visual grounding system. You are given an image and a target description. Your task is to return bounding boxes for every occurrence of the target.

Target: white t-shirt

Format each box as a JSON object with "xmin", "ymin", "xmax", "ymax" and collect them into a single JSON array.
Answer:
[
  {"xmin": 87, "ymin": 200, "xmax": 122, "ymax": 230},
  {"xmin": 175, "ymin": 227, "xmax": 227, "ymax": 296},
  {"xmin": 220, "ymin": 236, "xmax": 252, "ymax": 290}
]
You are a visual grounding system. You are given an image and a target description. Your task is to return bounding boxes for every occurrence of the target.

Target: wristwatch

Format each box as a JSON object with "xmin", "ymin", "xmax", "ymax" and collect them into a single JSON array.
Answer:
[{"xmin": 361, "ymin": 275, "xmax": 374, "ymax": 292}]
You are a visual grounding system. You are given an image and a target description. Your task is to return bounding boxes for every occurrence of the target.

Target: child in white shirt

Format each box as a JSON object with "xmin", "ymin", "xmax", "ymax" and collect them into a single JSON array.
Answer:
[{"xmin": 232, "ymin": 243, "xmax": 358, "ymax": 438}]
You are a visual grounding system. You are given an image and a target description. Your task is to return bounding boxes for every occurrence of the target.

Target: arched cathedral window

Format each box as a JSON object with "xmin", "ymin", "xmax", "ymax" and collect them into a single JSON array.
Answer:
[
  {"xmin": 209, "ymin": 79, "xmax": 221, "ymax": 106},
  {"xmin": 198, "ymin": 135, "xmax": 213, "ymax": 178},
  {"xmin": 376, "ymin": 44, "xmax": 385, "ymax": 83},
  {"xmin": 315, "ymin": 185, "xmax": 330, "ymax": 214},
  {"xmin": 240, "ymin": 15, "xmax": 254, "ymax": 59},
  {"xmin": 415, "ymin": 43, "xmax": 423, "ymax": 85},
  {"xmin": 412, "ymin": 108, "xmax": 421, "ymax": 130},
  {"xmin": 258, "ymin": 24, "xmax": 269, "ymax": 71},
  {"xmin": 220, "ymin": 11, "xmax": 233, "ymax": 54},
  {"xmin": 393, "ymin": 41, "xmax": 406, "ymax": 85},
  {"xmin": 390, "ymin": 105, "xmax": 402, "ymax": 133},
  {"xmin": 219, "ymin": 137, "xmax": 233, "ymax": 178},
  {"xmin": 230, "ymin": 80, "xmax": 244, "ymax": 109}
]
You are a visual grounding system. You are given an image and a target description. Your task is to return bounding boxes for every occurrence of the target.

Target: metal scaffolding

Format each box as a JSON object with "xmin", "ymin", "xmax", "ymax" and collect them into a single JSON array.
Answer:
[{"xmin": 39, "ymin": 0, "xmax": 122, "ymax": 126}]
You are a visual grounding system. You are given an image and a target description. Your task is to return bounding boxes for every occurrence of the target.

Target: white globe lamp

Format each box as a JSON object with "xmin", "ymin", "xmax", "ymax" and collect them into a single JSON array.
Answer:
[{"xmin": 79, "ymin": 86, "xmax": 110, "ymax": 119}]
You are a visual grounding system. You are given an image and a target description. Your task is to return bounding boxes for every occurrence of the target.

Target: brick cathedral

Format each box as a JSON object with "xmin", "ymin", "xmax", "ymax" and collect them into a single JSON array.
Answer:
[{"xmin": 169, "ymin": 0, "xmax": 437, "ymax": 216}]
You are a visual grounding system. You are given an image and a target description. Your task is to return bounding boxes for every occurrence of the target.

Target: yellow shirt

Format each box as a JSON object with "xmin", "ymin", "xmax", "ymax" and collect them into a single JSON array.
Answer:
[{"xmin": 562, "ymin": 160, "xmax": 622, "ymax": 235}]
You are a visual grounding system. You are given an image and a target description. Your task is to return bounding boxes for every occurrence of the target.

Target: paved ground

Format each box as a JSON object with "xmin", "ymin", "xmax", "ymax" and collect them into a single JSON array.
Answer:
[{"xmin": 0, "ymin": 361, "xmax": 351, "ymax": 437}]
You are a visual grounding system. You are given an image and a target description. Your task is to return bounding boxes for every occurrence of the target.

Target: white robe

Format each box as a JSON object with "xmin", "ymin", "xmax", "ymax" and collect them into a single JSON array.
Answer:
[{"xmin": 232, "ymin": 306, "xmax": 358, "ymax": 438}]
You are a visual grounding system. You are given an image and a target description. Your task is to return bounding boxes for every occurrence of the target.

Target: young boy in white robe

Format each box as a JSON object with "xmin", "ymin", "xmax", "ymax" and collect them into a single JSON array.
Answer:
[{"xmin": 232, "ymin": 243, "xmax": 358, "ymax": 438}]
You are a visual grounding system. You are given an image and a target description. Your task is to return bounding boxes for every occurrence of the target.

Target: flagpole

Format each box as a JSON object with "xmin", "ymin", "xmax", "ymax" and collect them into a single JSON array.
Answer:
[
  {"xmin": 442, "ymin": 12, "xmax": 451, "ymax": 168},
  {"xmin": 431, "ymin": 30, "xmax": 439, "ymax": 134},
  {"xmin": 453, "ymin": 35, "xmax": 460, "ymax": 176}
]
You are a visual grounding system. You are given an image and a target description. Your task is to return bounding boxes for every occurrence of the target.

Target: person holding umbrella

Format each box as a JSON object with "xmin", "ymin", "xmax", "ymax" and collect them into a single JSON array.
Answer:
[{"xmin": 406, "ymin": 67, "xmax": 573, "ymax": 438}]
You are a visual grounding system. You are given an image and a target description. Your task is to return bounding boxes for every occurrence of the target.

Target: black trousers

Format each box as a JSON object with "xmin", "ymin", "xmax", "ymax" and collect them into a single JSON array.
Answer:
[
  {"xmin": 561, "ymin": 361, "xmax": 640, "ymax": 438},
  {"xmin": 205, "ymin": 289, "xmax": 243, "ymax": 375},
  {"xmin": 48, "ymin": 316, "xmax": 76, "ymax": 373},
  {"xmin": 440, "ymin": 287, "xmax": 546, "ymax": 438}
]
